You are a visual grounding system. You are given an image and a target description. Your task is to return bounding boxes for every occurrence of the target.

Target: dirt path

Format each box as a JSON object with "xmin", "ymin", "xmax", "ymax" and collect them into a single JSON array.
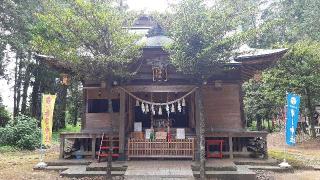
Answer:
[
  {"xmin": 264, "ymin": 132, "xmax": 320, "ymax": 180},
  {"xmin": 0, "ymin": 146, "xmax": 67, "ymax": 180}
]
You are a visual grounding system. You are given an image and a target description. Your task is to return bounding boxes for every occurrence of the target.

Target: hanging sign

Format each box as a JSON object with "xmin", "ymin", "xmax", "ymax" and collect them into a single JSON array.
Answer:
[
  {"xmin": 286, "ymin": 93, "xmax": 301, "ymax": 146},
  {"xmin": 176, "ymin": 128, "xmax": 185, "ymax": 139},
  {"xmin": 134, "ymin": 122, "xmax": 142, "ymax": 132},
  {"xmin": 41, "ymin": 94, "xmax": 57, "ymax": 146}
]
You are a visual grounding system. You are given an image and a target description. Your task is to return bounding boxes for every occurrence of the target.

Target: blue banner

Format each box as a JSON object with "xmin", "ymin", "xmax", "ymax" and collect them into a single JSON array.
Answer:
[{"xmin": 286, "ymin": 93, "xmax": 301, "ymax": 146}]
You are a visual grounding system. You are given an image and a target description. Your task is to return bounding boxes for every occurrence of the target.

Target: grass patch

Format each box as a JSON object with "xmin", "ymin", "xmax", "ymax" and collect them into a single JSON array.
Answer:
[
  {"xmin": 52, "ymin": 123, "xmax": 81, "ymax": 144},
  {"xmin": 269, "ymin": 149, "xmax": 305, "ymax": 168},
  {"xmin": 0, "ymin": 145, "xmax": 17, "ymax": 153}
]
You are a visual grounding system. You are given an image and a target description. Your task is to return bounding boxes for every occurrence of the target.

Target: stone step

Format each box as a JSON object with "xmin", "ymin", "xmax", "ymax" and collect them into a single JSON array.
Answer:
[
  {"xmin": 86, "ymin": 162, "xmax": 127, "ymax": 171},
  {"xmin": 193, "ymin": 170, "xmax": 256, "ymax": 180},
  {"xmin": 193, "ymin": 165, "xmax": 256, "ymax": 180},
  {"xmin": 233, "ymin": 158, "xmax": 278, "ymax": 166},
  {"xmin": 192, "ymin": 159, "xmax": 237, "ymax": 171},
  {"xmin": 43, "ymin": 166, "xmax": 70, "ymax": 171},
  {"xmin": 46, "ymin": 159, "xmax": 92, "ymax": 166},
  {"xmin": 247, "ymin": 165, "xmax": 294, "ymax": 172},
  {"xmin": 59, "ymin": 166, "xmax": 125, "ymax": 178},
  {"xmin": 125, "ymin": 175, "xmax": 194, "ymax": 180}
]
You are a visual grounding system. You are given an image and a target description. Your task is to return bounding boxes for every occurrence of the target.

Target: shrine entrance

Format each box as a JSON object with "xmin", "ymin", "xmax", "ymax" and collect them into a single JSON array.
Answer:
[
  {"xmin": 133, "ymin": 92, "xmax": 190, "ymax": 129},
  {"xmin": 119, "ymin": 85, "xmax": 197, "ymax": 160}
]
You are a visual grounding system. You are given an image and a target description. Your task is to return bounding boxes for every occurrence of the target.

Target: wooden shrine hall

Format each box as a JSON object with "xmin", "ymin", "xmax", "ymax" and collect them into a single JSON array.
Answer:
[{"xmin": 36, "ymin": 16, "xmax": 287, "ymax": 161}]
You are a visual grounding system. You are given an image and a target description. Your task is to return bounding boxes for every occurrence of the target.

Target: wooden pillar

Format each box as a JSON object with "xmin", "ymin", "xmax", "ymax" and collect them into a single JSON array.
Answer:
[
  {"xmin": 195, "ymin": 91, "xmax": 201, "ymax": 161},
  {"xmin": 238, "ymin": 82, "xmax": 246, "ymax": 128},
  {"xmin": 81, "ymin": 88, "xmax": 87, "ymax": 130},
  {"xmin": 195, "ymin": 87, "xmax": 206, "ymax": 179},
  {"xmin": 229, "ymin": 136, "xmax": 233, "ymax": 159},
  {"xmin": 91, "ymin": 135, "xmax": 96, "ymax": 159},
  {"xmin": 59, "ymin": 134, "xmax": 65, "ymax": 159},
  {"xmin": 119, "ymin": 90, "xmax": 126, "ymax": 157}
]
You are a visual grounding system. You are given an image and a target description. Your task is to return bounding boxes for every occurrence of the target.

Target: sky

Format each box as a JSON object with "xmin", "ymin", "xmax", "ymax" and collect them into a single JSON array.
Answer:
[
  {"xmin": 0, "ymin": 1, "xmax": 172, "ymax": 112},
  {"xmin": 127, "ymin": 0, "xmax": 169, "ymax": 12}
]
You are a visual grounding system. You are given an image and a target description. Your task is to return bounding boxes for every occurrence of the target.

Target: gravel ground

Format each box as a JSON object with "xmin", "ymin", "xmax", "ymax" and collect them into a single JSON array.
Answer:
[{"xmin": 255, "ymin": 170, "xmax": 276, "ymax": 180}]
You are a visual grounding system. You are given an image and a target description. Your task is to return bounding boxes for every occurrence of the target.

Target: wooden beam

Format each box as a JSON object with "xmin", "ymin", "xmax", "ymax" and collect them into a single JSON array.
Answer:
[
  {"xmin": 119, "ymin": 90, "xmax": 126, "ymax": 156},
  {"xmin": 122, "ymin": 85, "xmax": 196, "ymax": 92}
]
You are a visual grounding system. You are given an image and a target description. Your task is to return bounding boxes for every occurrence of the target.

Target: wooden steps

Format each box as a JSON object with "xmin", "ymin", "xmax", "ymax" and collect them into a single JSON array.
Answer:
[{"xmin": 97, "ymin": 133, "xmax": 120, "ymax": 162}]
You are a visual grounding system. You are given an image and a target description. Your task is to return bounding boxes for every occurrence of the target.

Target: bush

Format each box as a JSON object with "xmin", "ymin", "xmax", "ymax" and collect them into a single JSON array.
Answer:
[
  {"xmin": 0, "ymin": 105, "xmax": 11, "ymax": 127},
  {"xmin": 0, "ymin": 115, "xmax": 41, "ymax": 150}
]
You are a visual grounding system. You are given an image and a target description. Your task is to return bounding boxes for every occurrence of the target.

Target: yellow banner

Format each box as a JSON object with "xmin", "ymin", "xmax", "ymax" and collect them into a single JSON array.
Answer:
[{"xmin": 41, "ymin": 94, "xmax": 56, "ymax": 146}]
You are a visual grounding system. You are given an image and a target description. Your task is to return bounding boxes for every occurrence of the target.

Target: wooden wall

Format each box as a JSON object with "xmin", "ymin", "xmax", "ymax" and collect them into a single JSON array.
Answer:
[
  {"xmin": 85, "ymin": 113, "xmax": 120, "ymax": 129},
  {"xmin": 202, "ymin": 84, "xmax": 243, "ymax": 130},
  {"xmin": 84, "ymin": 88, "xmax": 120, "ymax": 131}
]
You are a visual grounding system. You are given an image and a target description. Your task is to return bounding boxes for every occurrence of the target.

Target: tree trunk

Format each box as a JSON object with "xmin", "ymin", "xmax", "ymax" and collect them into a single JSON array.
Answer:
[
  {"xmin": 31, "ymin": 60, "xmax": 41, "ymax": 119},
  {"xmin": 267, "ymin": 118, "xmax": 271, "ymax": 132},
  {"xmin": 15, "ymin": 53, "xmax": 24, "ymax": 116},
  {"xmin": 257, "ymin": 117, "xmax": 262, "ymax": 131},
  {"xmin": 195, "ymin": 88, "xmax": 206, "ymax": 180},
  {"xmin": 21, "ymin": 62, "xmax": 32, "ymax": 114},
  {"xmin": 305, "ymin": 87, "xmax": 316, "ymax": 138},
  {"xmin": 13, "ymin": 55, "xmax": 19, "ymax": 117},
  {"xmin": 73, "ymin": 107, "xmax": 78, "ymax": 126},
  {"xmin": 53, "ymin": 84, "xmax": 68, "ymax": 130}
]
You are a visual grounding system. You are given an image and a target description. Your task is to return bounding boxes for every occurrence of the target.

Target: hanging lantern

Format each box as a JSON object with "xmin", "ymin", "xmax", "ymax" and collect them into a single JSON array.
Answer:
[
  {"xmin": 151, "ymin": 105, "xmax": 155, "ymax": 115},
  {"xmin": 136, "ymin": 100, "xmax": 140, "ymax": 106},
  {"xmin": 158, "ymin": 106, "xmax": 163, "ymax": 115},
  {"xmin": 171, "ymin": 104, "xmax": 175, "ymax": 113},
  {"xmin": 182, "ymin": 98, "xmax": 186, "ymax": 107},
  {"xmin": 146, "ymin": 104, "xmax": 150, "ymax": 113},
  {"xmin": 141, "ymin": 103, "xmax": 145, "ymax": 113},
  {"xmin": 166, "ymin": 104, "xmax": 169, "ymax": 112},
  {"xmin": 178, "ymin": 101, "xmax": 182, "ymax": 112},
  {"xmin": 60, "ymin": 73, "xmax": 70, "ymax": 86}
]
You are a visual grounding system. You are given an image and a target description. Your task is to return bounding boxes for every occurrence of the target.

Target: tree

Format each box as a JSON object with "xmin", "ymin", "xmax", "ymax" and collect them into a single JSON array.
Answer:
[
  {"xmin": 243, "ymin": 79, "xmax": 277, "ymax": 131},
  {"xmin": 0, "ymin": 0, "xmax": 40, "ymax": 116},
  {"xmin": 67, "ymin": 79, "xmax": 82, "ymax": 127},
  {"xmin": 165, "ymin": 0, "xmax": 259, "ymax": 178},
  {"xmin": 31, "ymin": 0, "xmax": 141, "ymax": 81},
  {"xmin": 261, "ymin": 41, "xmax": 320, "ymax": 138},
  {"xmin": 0, "ymin": 95, "xmax": 11, "ymax": 127}
]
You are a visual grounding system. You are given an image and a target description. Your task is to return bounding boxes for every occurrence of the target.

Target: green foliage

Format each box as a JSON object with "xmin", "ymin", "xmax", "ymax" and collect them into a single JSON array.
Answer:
[
  {"xmin": 0, "ymin": 145, "xmax": 17, "ymax": 153},
  {"xmin": 257, "ymin": 0, "xmax": 320, "ymax": 47},
  {"xmin": 166, "ymin": 0, "xmax": 256, "ymax": 80},
  {"xmin": 269, "ymin": 150, "xmax": 305, "ymax": 168},
  {"xmin": 263, "ymin": 41, "xmax": 320, "ymax": 109},
  {"xmin": 243, "ymin": 79, "xmax": 277, "ymax": 131},
  {"xmin": 52, "ymin": 123, "xmax": 81, "ymax": 143},
  {"xmin": 31, "ymin": 0, "xmax": 142, "ymax": 80},
  {"xmin": 66, "ymin": 79, "xmax": 83, "ymax": 126},
  {"xmin": 244, "ymin": 41, "xmax": 320, "ymax": 135},
  {"xmin": 0, "ymin": 115, "xmax": 40, "ymax": 150},
  {"xmin": 0, "ymin": 96, "xmax": 11, "ymax": 127}
]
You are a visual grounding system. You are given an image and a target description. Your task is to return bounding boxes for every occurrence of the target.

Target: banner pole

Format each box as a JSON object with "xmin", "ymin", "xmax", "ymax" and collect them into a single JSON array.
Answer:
[
  {"xmin": 279, "ymin": 92, "xmax": 291, "ymax": 168},
  {"xmin": 35, "ymin": 93, "xmax": 47, "ymax": 169}
]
